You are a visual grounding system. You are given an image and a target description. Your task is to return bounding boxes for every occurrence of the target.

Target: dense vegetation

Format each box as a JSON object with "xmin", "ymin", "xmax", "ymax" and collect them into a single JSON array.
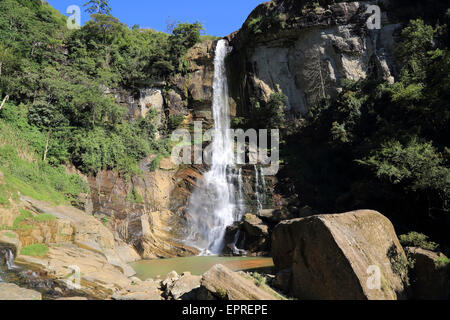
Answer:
[
  {"xmin": 0, "ymin": 0, "xmax": 203, "ymax": 180},
  {"xmin": 278, "ymin": 13, "xmax": 450, "ymax": 244}
]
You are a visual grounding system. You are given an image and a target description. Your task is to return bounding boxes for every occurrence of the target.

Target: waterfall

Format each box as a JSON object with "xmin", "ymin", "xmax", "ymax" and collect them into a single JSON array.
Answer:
[
  {"xmin": 254, "ymin": 165, "xmax": 262, "ymax": 211},
  {"xmin": 237, "ymin": 168, "xmax": 246, "ymax": 219},
  {"xmin": 2, "ymin": 248, "xmax": 18, "ymax": 270},
  {"xmin": 254, "ymin": 165, "xmax": 267, "ymax": 211},
  {"xmin": 186, "ymin": 39, "xmax": 242, "ymax": 254}
]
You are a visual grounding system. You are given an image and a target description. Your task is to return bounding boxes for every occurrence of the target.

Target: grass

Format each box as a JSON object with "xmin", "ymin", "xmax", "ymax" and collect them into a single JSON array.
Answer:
[
  {"xmin": 20, "ymin": 244, "xmax": 50, "ymax": 257},
  {"xmin": 4, "ymin": 232, "xmax": 16, "ymax": 238},
  {"xmin": 0, "ymin": 120, "xmax": 89, "ymax": 206},
  {"xmin": 13, "ymin": 209, "xmax": 34, "ymax": 229},
  {"xmin": 33, "ymin": 213, "xmax": 56, "ymax": 223}
]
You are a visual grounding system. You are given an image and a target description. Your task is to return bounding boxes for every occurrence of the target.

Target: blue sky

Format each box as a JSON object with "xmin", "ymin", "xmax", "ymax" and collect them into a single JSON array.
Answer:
[{"xmin": 47, "ymin": 0, "xmax": 265, "ymax": 37}]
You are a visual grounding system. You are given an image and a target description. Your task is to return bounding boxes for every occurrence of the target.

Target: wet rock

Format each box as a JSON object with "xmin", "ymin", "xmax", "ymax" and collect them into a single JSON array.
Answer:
[
  {"xmin": 406, "ymin": 247, "xmax": 450, "ymax": 300},
  {"xmin": 0, "ymin": 283, "xmax": 42, "ymax": 300},
  {"xmin": 272, "ymin": 210, "xmax": 407, "ymax": 300},
  {"xmin": 199, "ymin": 264, "xmax": 281, "ymax": 300}
]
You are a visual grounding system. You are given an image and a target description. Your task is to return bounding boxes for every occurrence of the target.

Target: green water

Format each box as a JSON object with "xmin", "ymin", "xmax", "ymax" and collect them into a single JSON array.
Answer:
[{"xmin": 130, "ymin": 256, "xmax": 274, "ymax": 280}]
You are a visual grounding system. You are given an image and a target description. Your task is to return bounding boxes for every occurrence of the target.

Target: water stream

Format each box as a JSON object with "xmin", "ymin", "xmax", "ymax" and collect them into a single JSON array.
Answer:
[{"xmin": 186, "ymin": 39, "xmax": 244, "ymax": 254}]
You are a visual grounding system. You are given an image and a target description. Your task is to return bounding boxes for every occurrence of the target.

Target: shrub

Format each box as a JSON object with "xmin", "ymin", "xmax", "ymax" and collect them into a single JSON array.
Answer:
[{"xmin": 399, "ymin": 232, "xmax": 439, "ymax": 251}]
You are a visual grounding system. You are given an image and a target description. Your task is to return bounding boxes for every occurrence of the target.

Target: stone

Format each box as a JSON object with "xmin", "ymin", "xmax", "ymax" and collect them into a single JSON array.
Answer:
[
  {"xmin": 241, "ymin": 214, "xmax": 270, "ymax": 253},
  {"xmin": 167, "ymin": 273, "xmax": 202, "ymax": 300},
  {"xmin": 15, "ymin": 245, "xmax": 132, "ymax": 300},
  {"xmin": 199, "ymin": 264, "xmax": 281, "ymax": 300},
  {"xmin": 272, "ymin": 210, "xmax": 407, "ymax": 300},
  {"xmin": 55, "ymin": 297, "xmax": 89, "ymax": 300},
  {"xmin": 162, "ymin": 271, "xmax": 180, "ymax": 289},
  {"xmin": 406, "ymin": 247, "xmax": 450, "ymax": 300},
  {"xmin": 0, "ymin": 283, "xmax": 42, "ymax": 300},
  {"xmin": 112, "ymin": 280, "xmax": 163, "ymax": 301}
]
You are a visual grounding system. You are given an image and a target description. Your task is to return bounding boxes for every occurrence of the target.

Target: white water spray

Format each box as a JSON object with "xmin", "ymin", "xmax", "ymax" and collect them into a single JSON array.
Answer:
[{"xmin": 186, "ymin": 40, "xmax": 244, "ymax": 254}]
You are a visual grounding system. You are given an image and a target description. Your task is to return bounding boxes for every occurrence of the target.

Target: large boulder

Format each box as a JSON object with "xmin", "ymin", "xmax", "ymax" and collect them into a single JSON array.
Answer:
[
  {"xmin": 0, "ymin": 283, "xmax": 42, "ymax": 300},
  {"xmin": 272, "ymin": 210, "xmax": 407, "ymax": 300},
  {"xmin": 198, "ymin": 264, "xmax": 281, "ymax": 300},
  {"xmin": 224, "ymin": 214, "xmax": 270, "ymax": 256},
  {"xmin": 406, "ymin": 247, "xmax": 450, "ymax": 300}
]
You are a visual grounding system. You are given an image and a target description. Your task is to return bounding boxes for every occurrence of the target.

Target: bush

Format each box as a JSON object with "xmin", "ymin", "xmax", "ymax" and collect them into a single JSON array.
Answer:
[{"xmin": 399, "ymin": 232, "xmax": 439, "ymax": 251}]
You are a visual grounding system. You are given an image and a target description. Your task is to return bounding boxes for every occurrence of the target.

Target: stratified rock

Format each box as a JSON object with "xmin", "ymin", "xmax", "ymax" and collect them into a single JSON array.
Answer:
[
  {"xmin": 0, "ymin": 283, "xmax": 42, "ymax": 300},
  {"xmin": 199, "ymin": 264, "xmax": 281, "ymax": 300},
  {"xmin": 272, "ymin": 210, "xmax": 407, "ymax": 300},
  {"xmin": 406, "ymin": 247, "xmax": 450, "ymax": 300},
  {"xmin": 118, "ymin": 212, "xmax": 198, "ymax": 259}
]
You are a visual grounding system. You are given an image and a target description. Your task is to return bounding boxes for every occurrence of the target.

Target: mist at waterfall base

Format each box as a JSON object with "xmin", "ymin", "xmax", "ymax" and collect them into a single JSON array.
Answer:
[{"xmin": 185, "ymin": 40, "xmax": 246, "ymax": 255}]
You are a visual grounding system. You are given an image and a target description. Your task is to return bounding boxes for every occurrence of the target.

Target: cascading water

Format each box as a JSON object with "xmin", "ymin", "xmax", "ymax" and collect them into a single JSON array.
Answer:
[{"xmin": 186, "ymin": 39, "xmax": 244, "ymax": 254}]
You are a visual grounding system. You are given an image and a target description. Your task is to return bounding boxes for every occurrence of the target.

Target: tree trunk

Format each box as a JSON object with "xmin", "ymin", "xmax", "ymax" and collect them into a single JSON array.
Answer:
[
  {"xmin": 0, "ymin": 95, "xmax": 9, "ymax": 110},
  {"xmin": 43, "ymin": 130, "xmax": 51, "ymax": 162}
]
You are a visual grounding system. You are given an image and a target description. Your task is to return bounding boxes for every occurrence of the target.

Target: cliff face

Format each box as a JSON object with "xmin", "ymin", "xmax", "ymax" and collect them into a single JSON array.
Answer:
[
  {"xmin": 227, "ymin": 0, "xmax": 399, "ymax": 115},
  {"xmin": 87, "ymin": 41, "xmax": 219, "ymax": 259}
]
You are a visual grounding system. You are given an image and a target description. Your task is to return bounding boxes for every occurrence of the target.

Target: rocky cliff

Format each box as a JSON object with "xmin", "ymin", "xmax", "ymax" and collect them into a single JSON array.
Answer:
[{"xmin": 226, "ymin": 0, "xmax": 400, "ymax": 115}]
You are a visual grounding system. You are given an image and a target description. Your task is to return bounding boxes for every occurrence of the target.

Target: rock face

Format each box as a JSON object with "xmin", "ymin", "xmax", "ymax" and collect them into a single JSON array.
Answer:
[
  {"xmin": 227, "ymin": 0, "xmax": 399, "ymax": 115},
  {"xmin": 406, "ymin": 247, "xmax": 450, "ymax": 300},
  {"xmin": 272, "ymin": 210, "xmax": 407, "ymax": 300},
  {"xmin": 198, "ymin": 264, "xmax": 281, "ymax": 300},
  {"xmin": 0, "ymin": 283, "xmax": 42, "ymax": 300}
]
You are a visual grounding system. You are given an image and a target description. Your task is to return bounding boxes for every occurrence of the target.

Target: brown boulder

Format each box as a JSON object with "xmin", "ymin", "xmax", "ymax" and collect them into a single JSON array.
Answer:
[
  {"xmin": 272, "ymin": 210, "xmax": 407, "ymax": 300},
  {"xmin": 199, "ymin": 264, "xmax": 281, "ymax": 300}
]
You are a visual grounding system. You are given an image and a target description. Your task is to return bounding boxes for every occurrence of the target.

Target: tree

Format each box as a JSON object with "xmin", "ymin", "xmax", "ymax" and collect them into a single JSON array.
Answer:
[
  {"xmin": 83, "ymin": 0, "xmax": 112, "ymax": 16},
  {"xmin": 27, "ymin": 101, "xmax": 68, "ymax": 162}
]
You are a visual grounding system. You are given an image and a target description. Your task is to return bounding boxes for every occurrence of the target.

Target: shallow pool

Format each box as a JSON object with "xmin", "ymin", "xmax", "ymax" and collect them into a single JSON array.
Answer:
[{"xmin": 130, "ymin": 256, "xmax": 274, "ymax": 280}]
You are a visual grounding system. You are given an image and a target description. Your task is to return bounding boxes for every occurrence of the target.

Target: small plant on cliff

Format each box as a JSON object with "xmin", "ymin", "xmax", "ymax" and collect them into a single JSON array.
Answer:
[
  {"xmin": 251, "ymin": 272, "xmax": 267, "ymax": 287},
  {"xmin": 435, "ymin": 257, "xmax": 450, "ymax": 269},
  {"xmin": 215, "ymin": 288, "xmax": 228, "ymax": 300},
  {"xmin": 399, "ymin": 232, "xmax": 439, "ymax": 251},
  {"xmin": 387, "ymin": 244, "xmax": 414, "ymax": 287},
  {"xmin": 20, "ymin": 244, "xmax": 50, "ymax": 258}
]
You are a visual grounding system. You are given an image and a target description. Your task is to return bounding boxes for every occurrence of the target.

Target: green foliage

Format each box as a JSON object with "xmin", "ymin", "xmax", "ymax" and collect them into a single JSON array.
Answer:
[
  {"xmin": 247, "ymin": 92, "xmax": 288, "ymax": 130},
  {"xmin": 387, "ymin": 245, "xmax": 414, "ymax": 287},
  {"xmin": 0, "ymin": 120, "xmax": 90, "ymax": 204},
  {"xmin": 34, "ymin": 214, "xmax": 56, "ymax": 223},
  {"xmin": 435, "ymin": 257, "xmax": 450, "ymax": 269},
  {"xmin": 168, "ymin": 114, "xmax": 185, "ymax": 131},
  {"xmin": 20, "ymin": 244, "xmax": 49, "ymax": 257},
  {"xmin": 251, "ymin": 272, "xmax": 267, "ymax": 287},
  {"xmin": 13, "ymin": 209, "xmax": 34, "ymax": 229},
  {"xmin": 126, "ymin": 187, "xmax": 144, "ymax": 204},
  {"xmin": 399, "ymin": 232, "xmax": 439, "ymax": 251},
  {"xmin": 83, "ymin": 0, "xmax": 112, "ymax": 15},
  {"xmin": 0, "ymin": 0, "xmax": 204, "ymax": 180}
]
